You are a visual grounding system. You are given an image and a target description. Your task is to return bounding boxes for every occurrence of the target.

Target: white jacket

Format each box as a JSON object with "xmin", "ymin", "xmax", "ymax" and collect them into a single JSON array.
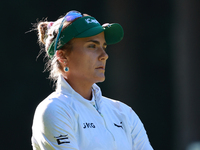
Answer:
[{"xmin": 32, "ymin": 75, "xmax": 153, "ymax": 150}]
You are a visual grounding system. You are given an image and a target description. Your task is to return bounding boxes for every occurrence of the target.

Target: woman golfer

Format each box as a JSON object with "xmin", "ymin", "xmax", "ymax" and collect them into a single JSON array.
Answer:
[{"xmin": 31, "ymin": 10, "xmax": 153, "ymax": 150}]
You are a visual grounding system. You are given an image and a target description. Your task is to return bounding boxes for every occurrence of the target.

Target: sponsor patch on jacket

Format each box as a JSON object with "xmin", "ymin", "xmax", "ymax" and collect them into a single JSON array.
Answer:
[
  {"xmin": 54, "ymin": 134, "xmax": 70, "ymax": 145},
  {"xmin": 83, "ymin": 123, "xmax": 96, "ymax": 128}
]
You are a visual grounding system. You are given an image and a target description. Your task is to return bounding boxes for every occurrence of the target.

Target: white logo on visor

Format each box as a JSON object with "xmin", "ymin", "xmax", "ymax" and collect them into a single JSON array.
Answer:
[{"xmin": 85, "ymin": 18, "xmax": 99, "ymax": 24}]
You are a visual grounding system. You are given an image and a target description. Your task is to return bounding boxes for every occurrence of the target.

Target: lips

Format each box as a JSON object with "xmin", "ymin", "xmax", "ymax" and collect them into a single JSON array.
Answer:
[{"xmin": 96, "ymin": 66, "xmax": 105, "ymax": 70}]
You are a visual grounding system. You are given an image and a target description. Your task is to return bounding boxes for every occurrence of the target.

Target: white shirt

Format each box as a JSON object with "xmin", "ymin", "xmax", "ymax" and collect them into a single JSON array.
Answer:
[{"xmin": 31, "ymin": 75, "xmax": 153, "ymax": 150}]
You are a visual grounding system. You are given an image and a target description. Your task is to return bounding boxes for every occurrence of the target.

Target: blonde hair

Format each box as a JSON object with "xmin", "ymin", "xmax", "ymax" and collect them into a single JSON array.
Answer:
[{"xmin": 37, "ymin": 16, "xmax": 74, "ymax": 84}]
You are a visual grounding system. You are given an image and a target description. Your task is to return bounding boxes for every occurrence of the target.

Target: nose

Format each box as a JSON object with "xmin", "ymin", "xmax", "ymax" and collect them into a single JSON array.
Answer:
[{"xmin": 99, "ymin": 48, "xmax": 109, "ymax": 61}]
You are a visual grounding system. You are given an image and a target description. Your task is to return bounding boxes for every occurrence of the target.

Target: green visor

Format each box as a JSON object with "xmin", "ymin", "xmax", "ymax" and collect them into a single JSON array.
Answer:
[{"xmin": 48, "ymin": 16, "xmax": 124, "ymax": 58}]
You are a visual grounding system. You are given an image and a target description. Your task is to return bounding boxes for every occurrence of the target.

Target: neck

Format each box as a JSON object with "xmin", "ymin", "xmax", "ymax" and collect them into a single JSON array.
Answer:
[{"xmin": 64, "ymin": 76, "xmax": 93, "ymax": 100}]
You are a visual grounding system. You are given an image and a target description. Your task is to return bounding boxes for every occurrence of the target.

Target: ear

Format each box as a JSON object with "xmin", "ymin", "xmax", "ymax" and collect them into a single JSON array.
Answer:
[{"xmin": 55, "ymin": 50, "xmax": 68, "ymax": 64}]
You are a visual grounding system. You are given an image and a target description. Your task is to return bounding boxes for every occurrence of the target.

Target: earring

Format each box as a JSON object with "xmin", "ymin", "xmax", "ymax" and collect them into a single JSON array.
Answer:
[
  {"xmin": 65, "ymin": 67, "xmax": 69, "ymax": 72},
  {"xmin": 63, "ymin": 61, "xmax": 68, "ymax": 72}
]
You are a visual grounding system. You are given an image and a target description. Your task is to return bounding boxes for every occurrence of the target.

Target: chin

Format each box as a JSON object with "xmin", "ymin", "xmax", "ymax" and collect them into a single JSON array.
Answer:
[{"xmin": 94, "ymin": 76, "xmax": 105, "ymax": 83}]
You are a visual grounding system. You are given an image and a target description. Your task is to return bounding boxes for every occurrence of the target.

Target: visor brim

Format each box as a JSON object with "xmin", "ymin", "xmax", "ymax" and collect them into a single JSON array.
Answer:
[
  {"xmin": 76, "ymin": 23, "xmax": 124, "ymax": 45},
  {"xmin": 104, "ymin": 23, "xmax": 124, "ymax": 45}
]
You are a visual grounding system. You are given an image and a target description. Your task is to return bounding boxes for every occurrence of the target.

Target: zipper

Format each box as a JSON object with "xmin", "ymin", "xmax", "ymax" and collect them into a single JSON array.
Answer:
[
  {"xmin": 92, "ymin": 88, "xmax": 115, "ymax": 141},
  {"xmin": 93, "ymin": 103, "xmax": 115, "ymax": 141},
  {"xmin": 100, "ymin": 112, "xmax": 115, "ymax": 141}
]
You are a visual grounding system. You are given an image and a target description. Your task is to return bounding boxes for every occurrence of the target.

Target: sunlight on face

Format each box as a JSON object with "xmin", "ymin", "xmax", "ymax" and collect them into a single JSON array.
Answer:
[{"xmin": 66, "ymin": 32, "xmax": 109, "ymax": 85}]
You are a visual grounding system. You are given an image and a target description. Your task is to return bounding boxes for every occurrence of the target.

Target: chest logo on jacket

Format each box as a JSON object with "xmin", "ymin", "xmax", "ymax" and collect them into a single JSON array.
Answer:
[
  {"xmin": 83, "ymin": 123, "xmax": 96, "ymax": 128},
  {"xmin": 54, "ymin": 134, "xmax": 70, "ymax": 145},
  {"xmin": 114, "ymin": 122, "xmax": 123, "ymax": 129}
]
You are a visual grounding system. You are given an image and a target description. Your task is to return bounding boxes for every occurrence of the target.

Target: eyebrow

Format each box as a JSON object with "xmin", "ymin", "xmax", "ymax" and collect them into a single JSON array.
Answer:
[{"xmin": 86, "ymin": 40, "xmax": 107, "ymax": 46}]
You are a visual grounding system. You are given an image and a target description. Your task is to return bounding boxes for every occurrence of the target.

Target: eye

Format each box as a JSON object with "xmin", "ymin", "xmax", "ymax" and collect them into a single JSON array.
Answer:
[{"xmin": 88, "ymin": 44, "xmax": 96, "ymax": 49}]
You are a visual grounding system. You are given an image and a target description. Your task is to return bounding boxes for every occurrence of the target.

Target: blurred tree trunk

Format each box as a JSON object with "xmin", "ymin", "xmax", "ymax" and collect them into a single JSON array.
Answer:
[{"xmin": 173, "ymin": 0, "xmax": 200, "ymax": 149}]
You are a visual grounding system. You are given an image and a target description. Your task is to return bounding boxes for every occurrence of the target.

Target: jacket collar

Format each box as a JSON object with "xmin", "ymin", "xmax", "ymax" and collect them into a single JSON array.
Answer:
[{"xmin": 56, "ymin": 75, "xmax": 102, "ymax": 103}]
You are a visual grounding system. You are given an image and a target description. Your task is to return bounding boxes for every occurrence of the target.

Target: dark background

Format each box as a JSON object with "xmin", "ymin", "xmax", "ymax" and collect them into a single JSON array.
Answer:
[{"xmin": 1, "ymin": 0, "xmax": 200, "ymax": 150}]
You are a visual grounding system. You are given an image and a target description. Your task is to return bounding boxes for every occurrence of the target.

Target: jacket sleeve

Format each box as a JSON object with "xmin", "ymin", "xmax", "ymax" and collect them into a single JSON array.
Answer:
[
  {"xmin": 31, "ymin": 99, "xmax": 79, "ymax": 150},
  {"xmin": 130, "ymin": 108, "xmax": 154, "ymax": 150}
]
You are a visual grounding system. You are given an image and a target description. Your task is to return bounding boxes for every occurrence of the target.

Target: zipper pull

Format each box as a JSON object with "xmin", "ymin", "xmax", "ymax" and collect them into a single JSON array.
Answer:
[{"xmin": 93, "ymin": 105, "xmax": 103, "ymax": 117}]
